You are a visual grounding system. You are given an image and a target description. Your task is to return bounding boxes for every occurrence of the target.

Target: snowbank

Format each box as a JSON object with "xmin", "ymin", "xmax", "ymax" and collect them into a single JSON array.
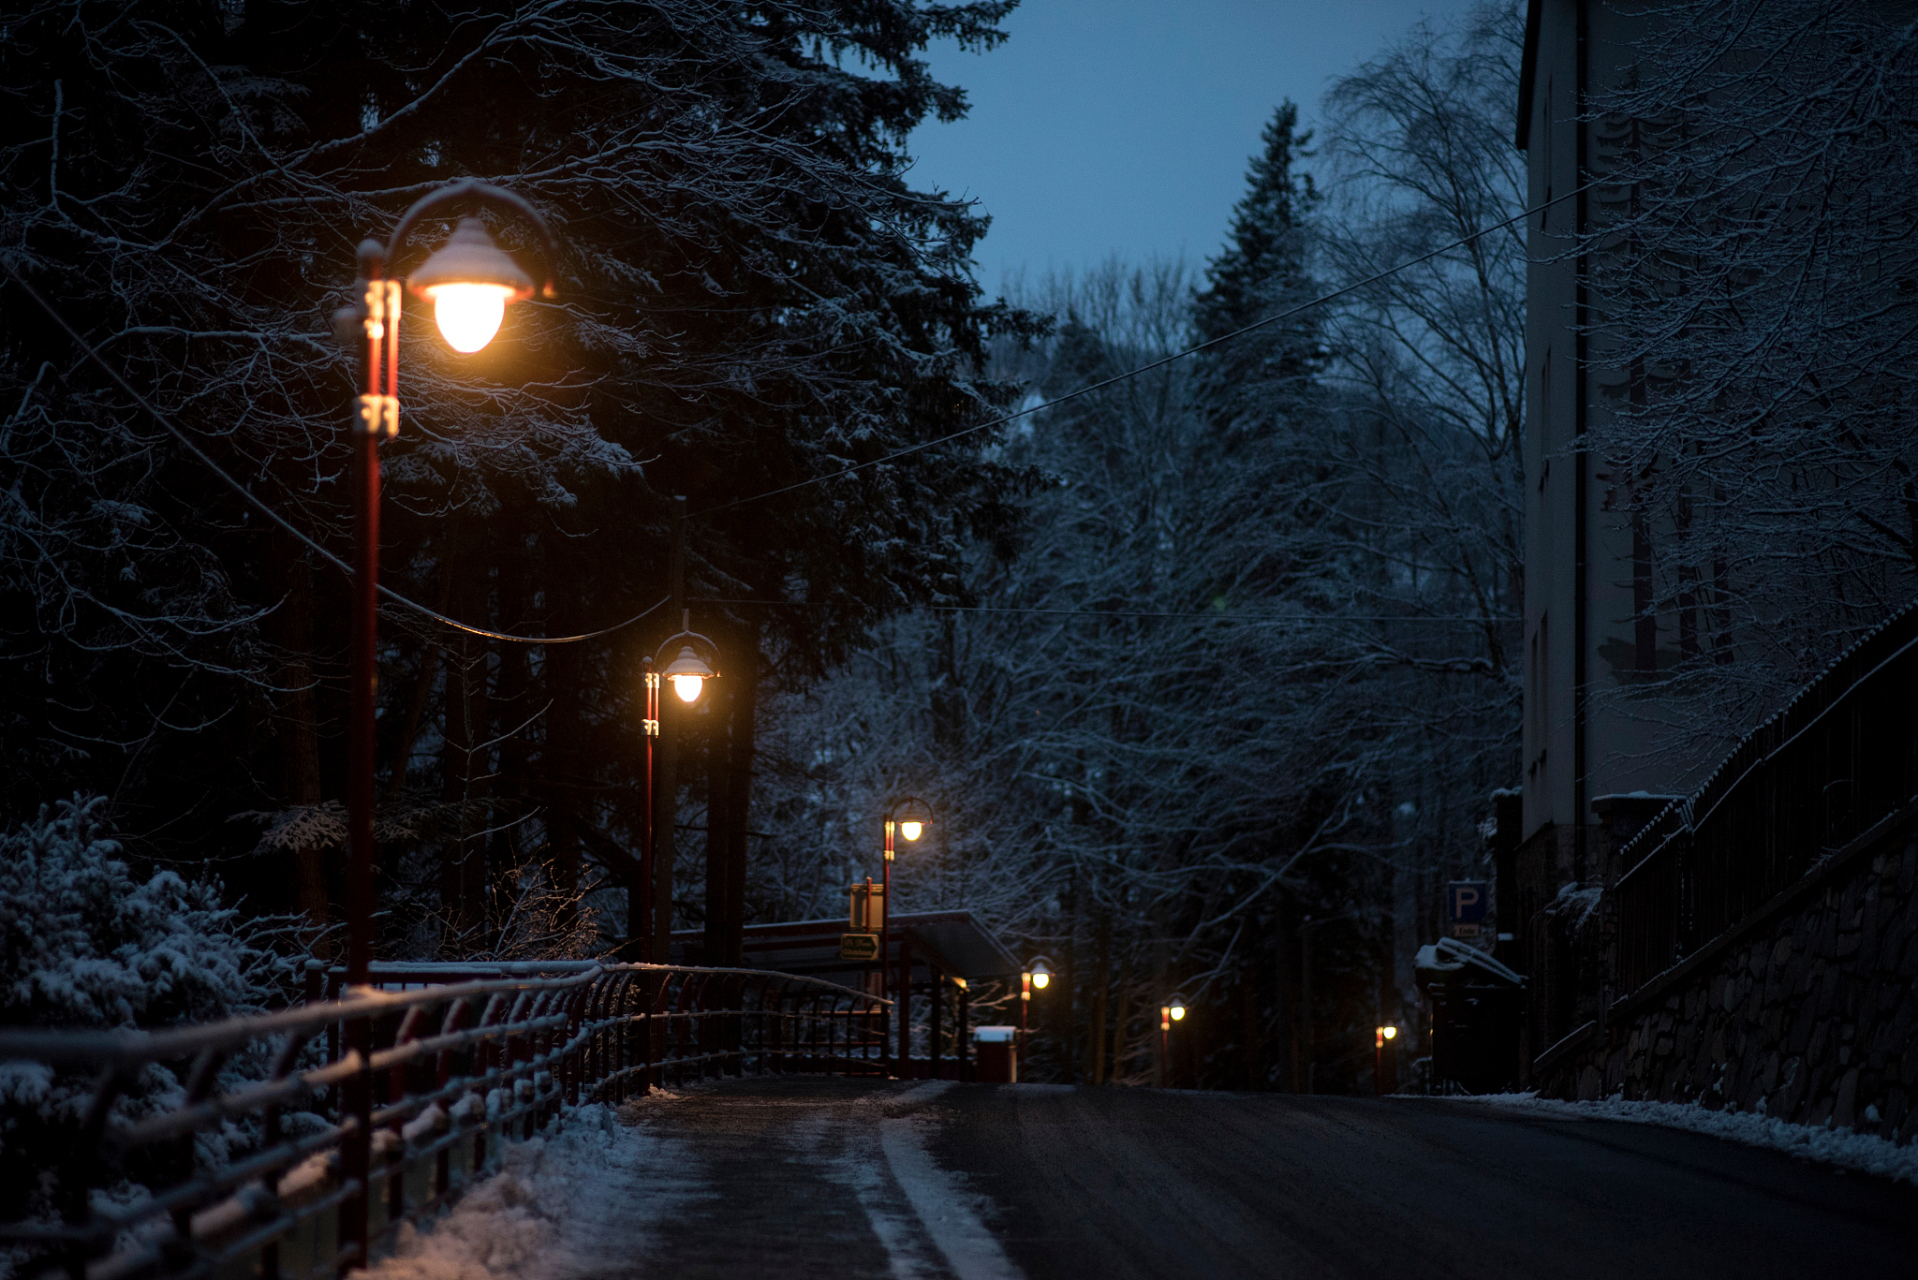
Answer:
[
  {"xmin": 362, "ymin": 1101, "xmax": 700, "ymax": 1280},
  {"xmin": 1454, "ymin": 1092, "xmax": 1918, "ymax": 1186}
]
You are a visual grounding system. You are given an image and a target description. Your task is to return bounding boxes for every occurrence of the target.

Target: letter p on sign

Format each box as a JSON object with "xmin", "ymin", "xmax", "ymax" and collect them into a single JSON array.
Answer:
[{"xmin": 1447, "ymin": 881, "xmax": 1489, "ymax": 926}]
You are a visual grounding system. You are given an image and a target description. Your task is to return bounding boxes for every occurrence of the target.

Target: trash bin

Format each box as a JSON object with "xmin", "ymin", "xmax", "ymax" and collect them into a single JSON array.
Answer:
[
  {"xmin": 973, "ymin": 1025, "xmax": 1017, "ymax": 1083},
  {"xmin": 1415, "ymin": 937, "xmax": 1526, "ymax": 1094}
]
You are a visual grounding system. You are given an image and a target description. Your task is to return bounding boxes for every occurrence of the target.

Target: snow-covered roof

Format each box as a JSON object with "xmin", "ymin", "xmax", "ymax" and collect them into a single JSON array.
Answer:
[{"xmin": 1414, "ymin": 937, "xmax": 1526, "ymax": 989}]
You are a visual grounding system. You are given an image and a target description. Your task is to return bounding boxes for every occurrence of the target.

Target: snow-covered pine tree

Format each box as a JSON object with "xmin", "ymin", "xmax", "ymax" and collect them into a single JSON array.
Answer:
[
  {"xmin": 1190, "ymin": 101, "xmax": 1326, "ymax": 445},
  {"xmin": 0, "ymin": 1, "xmax": 1039, "ymax": 957},
  {"xmin": 0, "ymin": 796, "xmax": 297, "ymax": 1242}
]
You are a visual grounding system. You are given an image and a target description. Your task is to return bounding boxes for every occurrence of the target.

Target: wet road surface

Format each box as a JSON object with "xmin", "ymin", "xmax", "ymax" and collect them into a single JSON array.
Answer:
[{"xmin": 612, "ymin": 1076, "xmax": 1918, "ymax": 1279}]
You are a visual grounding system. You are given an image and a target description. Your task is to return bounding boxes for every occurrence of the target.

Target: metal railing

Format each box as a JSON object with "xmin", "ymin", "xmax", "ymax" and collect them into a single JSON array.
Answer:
[
  {"xmin": 0, "ymin": 962, "xmax": 889, "ymax": 1280},
  {"xmin": 1615, "ymin": 601, "xmax": 1918, "ymax": 993}
]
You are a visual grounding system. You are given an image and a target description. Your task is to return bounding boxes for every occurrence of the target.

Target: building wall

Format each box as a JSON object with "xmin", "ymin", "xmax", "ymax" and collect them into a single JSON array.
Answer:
[
  {"xmin": 1513, "ymin": 3, "xmax": 1918, "ymax": 1126},
  {"xmin": 1515, "ymin": 0, "xmax": 1673, "ymax": 1060},
  {"xmin": 1535, "ymin": 810, "xmax": 1918, "ymax": 1144},
  {"xmin": 1520, "ymin": 0, "xmax": 1676, "ymax": 862}
]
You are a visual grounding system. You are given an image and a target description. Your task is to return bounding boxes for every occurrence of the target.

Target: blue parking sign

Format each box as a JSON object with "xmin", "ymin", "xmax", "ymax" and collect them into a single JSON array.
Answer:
[{"xmin": 1447, "ymin": 881, "xmax": 1489, "ymax": 926}]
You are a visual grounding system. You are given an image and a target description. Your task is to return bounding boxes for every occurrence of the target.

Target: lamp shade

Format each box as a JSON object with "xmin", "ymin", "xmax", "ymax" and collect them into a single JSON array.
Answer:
[
  {"xmin": 409, "ymin": 218, "xmax": 534, "ymax": 352},
  {"xmin": 888, "ymin": 796, "xmax": 933, "ymax": 834},
  {"xmin": 661, "ymin": 644, "xmax": 716, "ymax": 703}
]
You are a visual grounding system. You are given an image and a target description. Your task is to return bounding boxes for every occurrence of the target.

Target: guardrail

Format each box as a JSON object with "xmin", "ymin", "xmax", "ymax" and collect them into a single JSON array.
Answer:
[
  {"xmin": 0, "ymin": 962, "xmax": 889, "ymax": 1280},
  {"xmin": 1615, "ymin": 601, "xmax": 1918, "ymax": 993}
]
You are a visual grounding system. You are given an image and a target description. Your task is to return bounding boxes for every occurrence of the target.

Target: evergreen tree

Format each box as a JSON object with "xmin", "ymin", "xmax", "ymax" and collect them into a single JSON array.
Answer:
[
  {"xmin": 1191, "ymin": 101, "xmax": 1325, "ymax": 443},
  {"xmin": 0, "ymin": 0, "xmax": 1037, "ymax": 954}
]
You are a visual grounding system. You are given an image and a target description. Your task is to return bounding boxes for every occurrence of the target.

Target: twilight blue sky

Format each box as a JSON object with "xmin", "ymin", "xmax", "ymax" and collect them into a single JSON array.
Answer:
[{"xmin": 909, "ymin": 0, "xmax": 1487, "ymax": 293}]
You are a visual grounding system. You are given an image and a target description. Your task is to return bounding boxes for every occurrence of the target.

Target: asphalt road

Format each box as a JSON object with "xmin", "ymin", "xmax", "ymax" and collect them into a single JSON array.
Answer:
[{"xmin": 612, "ymin": 1076, "xmax": 1918, "ymax": 1280}]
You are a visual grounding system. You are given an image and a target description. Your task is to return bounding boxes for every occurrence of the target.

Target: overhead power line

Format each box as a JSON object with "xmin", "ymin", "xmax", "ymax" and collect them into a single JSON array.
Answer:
[
  {"xmin": 5, "ymin": 177, "xmax": 1586, "ymax": 643},
  {"xmin": 1, "ymin": 257, "xmax": 665, "ymax": 646},
  {"xmin": 690, "ymin": 177, "xmax": 1598, "ymax": 521},
  {"xmin": 694, "ymin": 598, "xmax": 1518, "ymax": 624}
]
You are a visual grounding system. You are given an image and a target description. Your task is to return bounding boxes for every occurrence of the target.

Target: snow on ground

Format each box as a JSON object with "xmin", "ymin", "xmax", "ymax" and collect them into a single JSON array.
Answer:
[
  {"xmin": 1452, "ymin": 1092, "xmax": 1918, "ymax": 1187},
  {"xmin": 362, "ymin": 1097, "xmax": 703, "ymax": 1280}
]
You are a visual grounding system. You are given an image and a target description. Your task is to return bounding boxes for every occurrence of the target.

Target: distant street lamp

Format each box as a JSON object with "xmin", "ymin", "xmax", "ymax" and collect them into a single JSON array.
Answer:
[
  {"xmin": 1021, "ymin": 956, "xmax": 1054, "ymax": 1065},
  {"xmin": 883, "ymin": 796, "xmax": 933, "ymax": 1071},
  {"xmin": 333, "ymin": 180, "xmax": 557, "ymax": 988},
  {"xmin": 1374, "ymin": 1023, "xmax": 1400, "ymax": 1096},
  {"xmin": 640, "ymin": 620, "xmax": 720, "ymax": 959},
  {"xmin": 1160, "ymin": 993, "xmax": 1188, "ymax": 1088}
]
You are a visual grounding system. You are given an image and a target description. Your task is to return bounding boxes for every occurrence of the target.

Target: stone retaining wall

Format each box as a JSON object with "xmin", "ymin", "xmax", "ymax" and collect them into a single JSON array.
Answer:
[{"xmin": 1537, "ymin": 818, "xmax": 1918, "ymax": 1146}]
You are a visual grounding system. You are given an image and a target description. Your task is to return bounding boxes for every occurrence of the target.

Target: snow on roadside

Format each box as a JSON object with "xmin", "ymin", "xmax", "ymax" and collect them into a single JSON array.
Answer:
[
  {"xmin": 362, "ymin": 1100, "xmax": 703, "ymax": 1280},
  {"xmin": 1452, "ymin": 1092, "xmax": 1918, "ymax": 1187}
]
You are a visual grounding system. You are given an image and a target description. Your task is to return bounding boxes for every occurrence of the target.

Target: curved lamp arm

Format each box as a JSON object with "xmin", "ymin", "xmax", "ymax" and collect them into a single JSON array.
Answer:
[
  {"xmin": 376, "ymin": 179, "xmax": 560, "ymax": 297},
  {"xmin": 653, "ymin": 629, "xmax": 721, "ymax": 671},
  {"xmin": 884, "ymin": 796, "xmax": 933, "ymax": 826}
]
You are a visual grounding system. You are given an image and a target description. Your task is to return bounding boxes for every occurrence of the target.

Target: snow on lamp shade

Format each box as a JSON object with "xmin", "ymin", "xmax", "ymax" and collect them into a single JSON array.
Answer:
[
  {"xmin": 660, "ymin": 645, "xmax": 716, "ymax": 704},
  {"xmin": 408, "ymin": 216, "xmax": 534, "ymax": 354}
]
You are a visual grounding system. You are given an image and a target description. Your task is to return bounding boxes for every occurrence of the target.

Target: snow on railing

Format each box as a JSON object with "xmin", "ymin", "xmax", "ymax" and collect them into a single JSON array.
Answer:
[{"xmin": 0, "ymin": 962, "xmax": 889, "ymax": 1280}]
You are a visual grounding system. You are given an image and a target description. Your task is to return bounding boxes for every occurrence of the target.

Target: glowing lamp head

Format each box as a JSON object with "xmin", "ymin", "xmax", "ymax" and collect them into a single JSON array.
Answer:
[
  {"xmin": 1028, "ymin": 957, "xmax": 1053, "ymax": 990},
  {"xmin": 660, "ymin": 644, "xmax": 716, "ymax": 704},
  {"xmin": 886, "ymin": 798, "xmax": 933, "ymax": 850},
  {"xmin": 1169, "ymin": 1003, "xmax": 1187, "ymax": 1022},
  {"xmin": 409, "ymin": 217, "xmax": 534, "ymax": 354},
  {"xmin": 428, "ymin": 284, "xmax": 514, "ymax": 353},
  {"xmin": 1382, "ymin": 1025, "xmax": 1398, "ymax": 1040}
]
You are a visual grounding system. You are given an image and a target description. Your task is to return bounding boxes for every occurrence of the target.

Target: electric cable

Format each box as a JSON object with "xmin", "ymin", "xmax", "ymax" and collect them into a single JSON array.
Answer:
[
  {"xmin": 690, "ymin": 177, "xmax": 1600, "ymax": 521},
  {"xmin": 693, "ymin": 598, "xmax": 1517, "ymax": 625},
  {"xmin": 6, "ymin": 177, "xmax": 1586, "ymax": 641},
  {"xmin": 0, "ymin": 256, "xmax": 667, "ymax": 645}
]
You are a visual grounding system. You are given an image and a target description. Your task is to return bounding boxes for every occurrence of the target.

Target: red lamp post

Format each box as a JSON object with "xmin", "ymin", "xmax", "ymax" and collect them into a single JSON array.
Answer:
[
  {"xmin": 1021, "ymin": 956, "xmax": 1053, "ymax": 1069},
  {"xmin": 335, "ymin": 180, "xmax": 557, "ymax": 989},
  {"xmin": 1159, "ymin": 994, "xmax": 1187, "ymax": 1088},
  {"xmin": 883, "ymin": 796, "xmax": 932, "ymax": 1073},
  {"xmin": 1374, "ymin": 1023, "xmax": 1399, "ymax": 1096},
  {"xmin": 332, "ymin": 177, "xmax": 556, "ymax": 1279},
  {"xmin": 638, "ymin": 622, "xmax": 719, "ymax": 960}
]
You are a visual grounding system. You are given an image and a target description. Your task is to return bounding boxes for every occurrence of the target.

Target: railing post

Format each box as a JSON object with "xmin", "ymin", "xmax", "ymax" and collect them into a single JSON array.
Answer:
[
  {"xmin": 566, "ymin": 986, "xmax": 585, "ymax": 1107},
  {"xmin": 339, "ymin": 1009, "xmax": 373, "ymax": 1277},
  {"xmin": 621, "ymin": 971, "xmax": 640, "ymax": 1101},
  {"xmin": 641, "ymin": 973, "xmax": 658, "ymax": 1096},
  {"xmin": 930, "ymin": 967, "xmax": 942, "ymax": 1081},
  {"xmin": 897, "ymin": 937, "xmax": 912, "ymax": 1074}
]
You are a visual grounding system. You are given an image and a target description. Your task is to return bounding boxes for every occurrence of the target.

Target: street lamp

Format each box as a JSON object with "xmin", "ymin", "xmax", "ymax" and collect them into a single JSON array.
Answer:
[
  {"xmin": 329, "ymin": 179, "xmax": 555, "ymax": 1280},
  {"xmin": 1021, "ymin": 956, "xmax": 1054, "ymax": 1066},
  {"xmin": 883, "ymin": 796, "xmax": 933, "ymax": 1072},
  {"xmin": 334, "ymin": 180, "xmax": 558, "ymax": 989},
  {"xmin": 1375, "ymin": 1023, "xmax": 1400, "ymax": 1096},
  {"xmin": 639, "ymin": 621, "xmax": 720, "ymax": 959},
  {"xmin": 1160, "ymin": 993, "xmax": 1189, "ymax": 1088}
]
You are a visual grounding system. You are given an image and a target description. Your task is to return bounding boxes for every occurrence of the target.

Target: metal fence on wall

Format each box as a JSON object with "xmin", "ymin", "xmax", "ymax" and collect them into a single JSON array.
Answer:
[
  {"xmin": 0, "ymin": 962, "xmax": 888, "ymax": 1280},
  {"xmin": 1616, "ymin": 603, "xmax": 1918, "ymax": 994}
]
